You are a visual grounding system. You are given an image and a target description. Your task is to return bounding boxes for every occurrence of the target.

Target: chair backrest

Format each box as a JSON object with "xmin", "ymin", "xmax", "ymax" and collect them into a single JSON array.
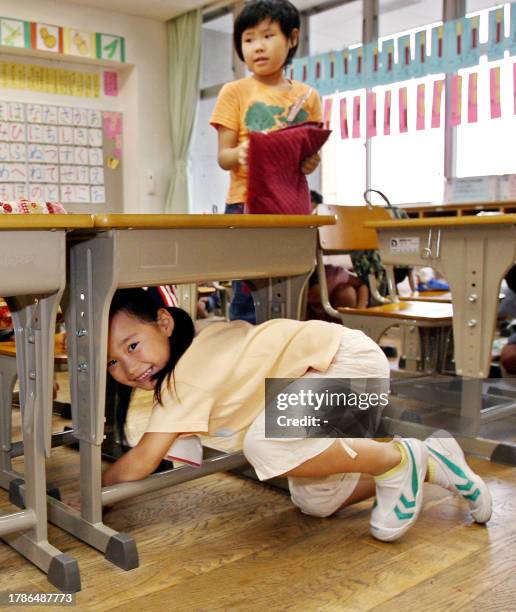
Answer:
[{"xmin": 316, "ymin": 205, "xmax": 391, "ymax": 253}]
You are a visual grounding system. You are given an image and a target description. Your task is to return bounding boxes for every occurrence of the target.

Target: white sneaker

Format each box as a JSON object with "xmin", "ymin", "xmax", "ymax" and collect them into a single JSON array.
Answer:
[
  {"xmin": 370, "ymin": 439, "xmax": 428, "ymax": 542},
  {"xmin": 425, "ymin": 431, "xmax": 492, "ymax": 524}
]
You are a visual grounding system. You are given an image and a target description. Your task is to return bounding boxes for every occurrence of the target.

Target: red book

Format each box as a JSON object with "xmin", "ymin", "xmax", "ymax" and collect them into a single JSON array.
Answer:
[{"xmin": 246, "ymin": 122, "xmax": 331, "ymax": 214}]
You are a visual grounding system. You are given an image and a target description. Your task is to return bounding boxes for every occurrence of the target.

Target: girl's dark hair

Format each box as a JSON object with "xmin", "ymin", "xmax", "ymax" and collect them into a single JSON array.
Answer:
[
  {"xmin": 233, "ymin": 0, "xmax": 300, "ymax": 67},
  {"xmin": 106, "ymin": 288, "xmax": 195, "ymax": 445}
]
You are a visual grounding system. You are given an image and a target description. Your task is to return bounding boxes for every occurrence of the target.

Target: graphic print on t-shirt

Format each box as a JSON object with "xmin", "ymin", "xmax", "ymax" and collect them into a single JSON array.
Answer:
[{"xmin": 244, "ymin": 101, "xmax": 308, "ymax": 132}]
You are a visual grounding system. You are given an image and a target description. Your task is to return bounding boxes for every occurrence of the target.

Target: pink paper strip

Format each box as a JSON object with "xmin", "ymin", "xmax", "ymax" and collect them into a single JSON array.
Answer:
[
  {"xmin": 384, "ymin": 90, "xmax": 391, "ymax": 135},
  {"xmin": 514, "ymin": 63, "xmax": 516, "ymax": 115},
  {"xmin": 450, "ymin": 74, "xmax": 462, "ymax": 126},
  {"xmin": 103, "ymin": 71, "xmax": 118, "ymax": 96},
  {"xmin": 340, "ymin": 98, "xmax": 348, "ymax": 139},
  {"xmin": 490, "ymin": 66, "xmax": 502, "ymax": 119},
  {"xmin": 468, "ymin": 72, "xmax": 478, "ymax": 123},
  {"xmin": 431, "ymin": 79, "xmax": 444, "ymax": 128},
  {"xmin": 398, "ymin": 87, "xmax": 408, "ymax": 133},
  {"xmin": 416, "ymin": 84, "xmax": 425, "ymax": 130},
  {"xmin": 352, "ymin": 95, "xmax": 361, "ymax": 138},
  {"xmin": 323, "ymin": 98, "xmax": 333, "ymax": 129},
  {"xmin": 366, "ymin": 92, "xmax": 377, "ymax": 137}
]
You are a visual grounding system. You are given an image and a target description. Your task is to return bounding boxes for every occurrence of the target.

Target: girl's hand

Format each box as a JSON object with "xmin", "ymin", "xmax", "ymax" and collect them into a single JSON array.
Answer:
[
  {"xmin": 301, "ymin": 152, "xmax": 320, "ymax": 175},
  {"xmin": 238, "ymin": 140, "xmax": 249, "ymax": 169}
]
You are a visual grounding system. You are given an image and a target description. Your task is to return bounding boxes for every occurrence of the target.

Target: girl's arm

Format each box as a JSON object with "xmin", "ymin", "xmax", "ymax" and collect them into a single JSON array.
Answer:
[
  {"xmin": 217, "ymin": 126, "xmax": 248, "ymax": 171},
  {"xmin": 102, "ymin": 431, "xmax": 179, "ymax": 486}
]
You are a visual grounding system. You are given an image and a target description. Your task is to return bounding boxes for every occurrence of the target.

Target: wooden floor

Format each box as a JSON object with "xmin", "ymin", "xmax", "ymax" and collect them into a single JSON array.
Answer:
[{"xmin": 1, "ymin": 380, "xmax": 515, "ymax": 610}]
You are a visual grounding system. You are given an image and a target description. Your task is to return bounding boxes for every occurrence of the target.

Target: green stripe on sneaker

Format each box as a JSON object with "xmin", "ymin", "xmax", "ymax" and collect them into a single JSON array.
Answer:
[
  {"xmin": 400, "ymin": 494, "xmax": 416, "ymax": 509},
  {"xmin": 395, "ymin": 505, "xmax": 414, "ymax": 520},
  {"xmin": 428, "ymin": 447, "xmax": 468, "ymax": 480},
  {"xmin": 405, "ymin": 441, "xmax": 420, "ymax": 499},
  {"xmin": 463, "ymin": 489, "xmax": 480, "ymax": 502},
  {"xmin": 456, "ymin": 481, "xmax": 474, "ymax": 492}
]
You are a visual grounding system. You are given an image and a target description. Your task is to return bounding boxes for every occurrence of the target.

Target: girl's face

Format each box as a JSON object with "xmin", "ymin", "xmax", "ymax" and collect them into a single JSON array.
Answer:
[
  {"xmin": 107, "ymin": 309, "xmax": 174, "ymax": 390},
  {"xmin": 241, "ymin": 19, "xmax": 298, "ymax": 79}
]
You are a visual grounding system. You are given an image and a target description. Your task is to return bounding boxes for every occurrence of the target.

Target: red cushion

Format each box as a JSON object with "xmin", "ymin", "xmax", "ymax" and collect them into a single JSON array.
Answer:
[{"xmin": 246, "ymin": 122, "xmax": 331, "ymax": 214}]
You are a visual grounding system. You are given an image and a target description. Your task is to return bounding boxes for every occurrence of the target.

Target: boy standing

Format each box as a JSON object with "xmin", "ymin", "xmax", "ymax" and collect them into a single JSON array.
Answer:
[{"xmin": 210, "ymin": 0, "xmax": 323, "ymax": 322}]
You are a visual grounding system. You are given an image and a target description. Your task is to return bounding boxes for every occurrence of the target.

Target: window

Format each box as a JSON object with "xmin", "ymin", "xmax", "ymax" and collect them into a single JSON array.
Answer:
[
  {"xmin": 309, "ymin": 1, "xmax": 362, "ymax": 55},
  {"xmin": 201, "ymin": 13, "xmax": 234, "ymax": 89},
  {"xmin": 456, "ymin": 3, "xmax": 515, "ymax": 177}
]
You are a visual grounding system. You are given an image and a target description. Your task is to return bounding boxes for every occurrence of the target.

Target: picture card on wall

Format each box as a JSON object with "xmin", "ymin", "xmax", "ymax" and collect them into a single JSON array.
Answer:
[
  {"xmin": 0, "ymin": 18, "xmax": 30, "ymax": 48},
  {"xmin": 63, "ymin": 28, "xmax": 95, "ymax": 58},
  {"xmin": 96, "ymin": 33, "xmax": 125, "ymax": 62},
  {"xmin": 31, "ymin": 22, "xmax": 63, "ymax": 53}
]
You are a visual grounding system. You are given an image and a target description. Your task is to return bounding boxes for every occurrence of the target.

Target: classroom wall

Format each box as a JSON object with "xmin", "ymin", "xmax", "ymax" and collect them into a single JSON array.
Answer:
[{"xmin": 1, "ymin": 0, "xmax": 171, "ymax": 213}]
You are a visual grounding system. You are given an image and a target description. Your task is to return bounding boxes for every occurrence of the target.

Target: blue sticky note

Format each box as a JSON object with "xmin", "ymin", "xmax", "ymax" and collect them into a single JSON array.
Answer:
[
  {"xmin": 413, "ymin": 29, "xmax": 428, "ymax": 78},
  {"xmin": 488, "ymin": 7, "xmax": 505, "ymax": 61},
  {"xmin": 429, "ymin": 24, "xmax": 445, "ymax": 74},
  {"xmin": 462, "ymin": 15, "xmax": 481, "ymax": 68},
  {"xmin": 364, "ymin": 41, "xmax": 380, "ymax": 88},
  {"xmin": 380, "ymin": 38, "xmax": 396, "ymax": 85},
  {"xmin": 396, "ymin": 34, "xmax": 412, "ymax": 81},
  {"xmin": 444, "ymin": 18, "xmax": 462, "ymax": 72},
  {"xmin": 347, "ymin": 46, "xmax": 364, "ymax": 90},
  {"xmin": 337, "ymin": 49, "xmax": 351, "ymax": 92},
  {"xmin": 509, "ymin": 3, "xmax": 516, "ymax": 55}
]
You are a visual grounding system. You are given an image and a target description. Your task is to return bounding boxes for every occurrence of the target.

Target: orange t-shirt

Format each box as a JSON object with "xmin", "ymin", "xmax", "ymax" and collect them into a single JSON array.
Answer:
[{"xmin": 210, "ymin": 77, "xmax": 322, "ymax": 205}]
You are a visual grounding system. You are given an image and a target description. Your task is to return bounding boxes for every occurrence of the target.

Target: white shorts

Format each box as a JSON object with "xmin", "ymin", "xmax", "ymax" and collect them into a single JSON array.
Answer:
[{"xmin": 243, "ymin": 327, "xmax": 389, "ymax": 517}]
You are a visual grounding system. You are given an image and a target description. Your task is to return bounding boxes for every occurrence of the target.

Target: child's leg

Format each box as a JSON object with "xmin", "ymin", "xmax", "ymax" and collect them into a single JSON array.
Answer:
[
  {"xmin": 289, "ymin": 473, "xmax": 374, "ymax": 518},
  {"xmin": 279, "ymin": 438, "xmax": 401, "ymax": 479}
]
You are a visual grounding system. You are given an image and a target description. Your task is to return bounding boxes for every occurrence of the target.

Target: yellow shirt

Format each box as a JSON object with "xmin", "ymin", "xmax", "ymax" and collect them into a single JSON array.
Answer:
[
  {"xmin": 146, "ymin": 319, "xmax": 342, "ymax": 437},
  {"xmin": 210, "ymin": 77, "xmax": 322, "ymax": 205}
]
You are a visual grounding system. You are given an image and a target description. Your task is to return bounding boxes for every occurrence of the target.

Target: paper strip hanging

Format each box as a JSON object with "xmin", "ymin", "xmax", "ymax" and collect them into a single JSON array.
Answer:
[
  {"xmin": 384, "ymin": 90, "xmax": 391, "ymax": 135},
  {"xmin": 513, "ymin": 63, "xmax": 516, "ymax": 115},
  {"xmin": 414, "ymin": 30, "xmax": 427, "ymax": 77},
  {"xmin": 488, "ymin": 7, "xmax": 505, "ymax": 62},
  {"xmin": 450, "ymin": 74, "xmax": 462, "ymax": 126},
  {"xmin": 490, "ymin": 66, "xmax": 502, "ymax": 118},
  {"xmin": 468, "ymin": 72, "xmax": 478, "ymax": 123},
  {"xmin": 340, "ymin": 97, "xmax": 349, "ymax": 139},
  {"xmin": 323, "ymin": 98, "xmax": 333, "ymax": 129},
  {"xmin": 352, "ymin": 95, "xmax": 361, "ymax": 138},
  {"xmin": 431, "ymin": 79, "xmax": 444, "ymax": 128},
  {"xmin": 381, "ymin": 39, "xmax": 396, "ymax": 84},
  {"xmin": 366, "ymin": 91, "xmax": 377, "ymax": 137},
  {"xmin": 399, "ymin": 87, "xmax": 408, "ymax": 133},
  {"xmin": 416, "ymin": 83, "xmax": 425, "ymax": 130}
]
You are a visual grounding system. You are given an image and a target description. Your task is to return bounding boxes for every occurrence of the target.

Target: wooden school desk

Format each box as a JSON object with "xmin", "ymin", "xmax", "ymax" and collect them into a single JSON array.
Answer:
[
  {"xmin": 0, "ymin": 214, "xmax": 92, "ymax": 592},
  {"xmin": 46, "ymin": 213, "xmax": 335, "ymax": 570},
  {"xmin": 367, "ymin": 214, "xmax": 516, "ymax": 461}
]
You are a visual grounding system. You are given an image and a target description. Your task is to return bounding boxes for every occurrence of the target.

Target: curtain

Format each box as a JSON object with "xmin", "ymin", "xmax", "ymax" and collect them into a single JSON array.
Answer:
[{"xmin": 165, "ymin": 9, "xmax": 202, "ymax": 213}]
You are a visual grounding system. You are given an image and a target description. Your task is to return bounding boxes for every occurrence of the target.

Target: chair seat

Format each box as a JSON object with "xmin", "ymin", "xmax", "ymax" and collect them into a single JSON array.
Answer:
[{"xmin": 337, "ymin": 300, "xmax": 453, "ymax": 322}]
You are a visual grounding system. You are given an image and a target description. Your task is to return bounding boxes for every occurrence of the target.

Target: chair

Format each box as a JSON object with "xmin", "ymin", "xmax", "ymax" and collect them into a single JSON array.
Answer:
[{"xmin": 316, "ymin": 205, "xmax": 453, "ymax": 373}]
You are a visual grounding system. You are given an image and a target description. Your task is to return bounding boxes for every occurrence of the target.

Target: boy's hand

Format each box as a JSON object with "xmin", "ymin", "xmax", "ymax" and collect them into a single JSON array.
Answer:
[
  {"xmin": 301, "ymin": 152, "xmax": 320, "ymax": 175},
  {"xmin": 238, "ymin": 140, "xmax": 249, "ymax": 169}
]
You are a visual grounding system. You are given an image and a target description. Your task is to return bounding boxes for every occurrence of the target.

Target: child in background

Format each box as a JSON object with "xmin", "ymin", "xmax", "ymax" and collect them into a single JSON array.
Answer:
[
  {"xmin": 307, "ymin": 190, "xmax": 369, "ymax": 320},
  {"xmin": 210, "ymin": 0, "xmax": 323, "ymax": 324},
  {"xmin": 103, "ymin": 288, "xmax": 491, "ymax": 542}
]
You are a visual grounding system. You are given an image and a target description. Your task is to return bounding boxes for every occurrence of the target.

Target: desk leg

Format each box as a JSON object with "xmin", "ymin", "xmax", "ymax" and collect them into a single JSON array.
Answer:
[
  {"xmin": 0, "ymin": 354, "xmax": 18, "ymax": 472},
  {"xmin": 253, "ymin": 274, "xmax": 309, "ymax": 323},
  {"xmin": 1, "ymin": 295, "xmax": 80, "ymax": 592},
  {"xmin": 53, "ymin": 237, "xmax": 137, "ymax": 570}
]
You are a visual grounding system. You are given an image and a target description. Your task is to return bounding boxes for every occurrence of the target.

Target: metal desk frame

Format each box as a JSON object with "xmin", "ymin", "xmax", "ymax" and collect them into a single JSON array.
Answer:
[
  {"xmin": 368, "ymin": 214, "xmax": 516, "ymax": 461},
  {"xmin": 46, "ymin": 214, "xmax": 335, "ymax": 570},
  {"xmin": 0, "ymin": 215, "xmax": 90, "ymax": 592}
]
